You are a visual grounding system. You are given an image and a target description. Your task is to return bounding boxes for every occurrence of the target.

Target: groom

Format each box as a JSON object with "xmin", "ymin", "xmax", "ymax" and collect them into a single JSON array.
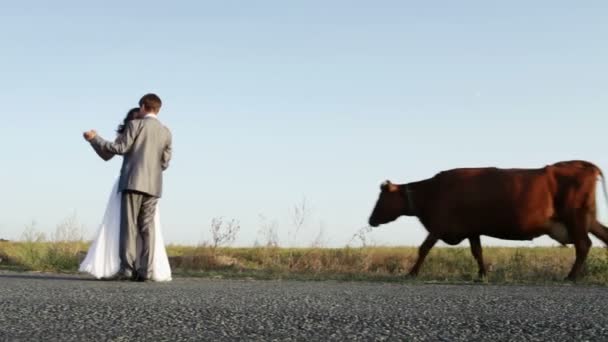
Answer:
[{"xmin": 84, "ymin": 93, "xmax": 173, "ymax": 281}]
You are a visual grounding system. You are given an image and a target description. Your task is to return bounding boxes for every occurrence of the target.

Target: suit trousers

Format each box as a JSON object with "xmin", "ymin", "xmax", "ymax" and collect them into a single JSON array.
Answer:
[{"xmin": 119, "ymin": 190, "xmax": 158, "ymax": 277}]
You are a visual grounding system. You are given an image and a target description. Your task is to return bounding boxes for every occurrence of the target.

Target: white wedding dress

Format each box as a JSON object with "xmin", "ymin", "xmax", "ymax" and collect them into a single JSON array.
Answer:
[{"xmin": 79, "ymin": 178, "xmax": 172, "ymax": 281}]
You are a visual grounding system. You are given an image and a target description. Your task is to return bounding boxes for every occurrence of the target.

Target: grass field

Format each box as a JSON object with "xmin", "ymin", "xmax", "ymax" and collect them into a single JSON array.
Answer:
[{"xmin": 2, "ymin": 239, "xmax": 608, "ymax": 284}]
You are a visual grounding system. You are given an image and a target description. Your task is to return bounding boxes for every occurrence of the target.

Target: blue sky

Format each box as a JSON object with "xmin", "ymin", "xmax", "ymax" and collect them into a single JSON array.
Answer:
[{"xmin": 1, "ymin": 1, "xmax": 607, "ymax": 247}]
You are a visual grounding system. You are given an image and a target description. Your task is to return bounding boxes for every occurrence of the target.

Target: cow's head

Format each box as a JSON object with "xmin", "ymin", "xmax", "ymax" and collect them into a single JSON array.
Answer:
[{"xmin": 368, "ymin": 180, "xmax": 408, "ymax": 227}]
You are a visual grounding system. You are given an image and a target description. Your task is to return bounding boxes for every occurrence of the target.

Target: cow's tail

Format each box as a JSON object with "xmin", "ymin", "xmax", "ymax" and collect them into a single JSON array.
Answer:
[
  {"xmin": 600, "ymin": 168, "xmax": 608, "ymax": 216},
  {"xmin": 591, "ymin": 167, "xmax": 608, "ymax": 246},
  {"xmin": 589, "ymin": 165, "xmax": 608, "ymax": 247},
  {"xmin": 588, "ymin": 162, "xmax": 608, "ymax": 215}
]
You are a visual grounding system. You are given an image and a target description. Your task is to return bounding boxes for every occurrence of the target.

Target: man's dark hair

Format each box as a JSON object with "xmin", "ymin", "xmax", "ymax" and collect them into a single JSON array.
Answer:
[{"xmin": 139, "ymin": 93, "xmax": 162, "ymax": 113}]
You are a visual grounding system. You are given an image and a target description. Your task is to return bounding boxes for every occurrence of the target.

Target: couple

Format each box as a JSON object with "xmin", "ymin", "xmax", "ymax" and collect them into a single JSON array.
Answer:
[{"xmin": 79, "ymin": 93, "xmax": 173, "ymax": 282}]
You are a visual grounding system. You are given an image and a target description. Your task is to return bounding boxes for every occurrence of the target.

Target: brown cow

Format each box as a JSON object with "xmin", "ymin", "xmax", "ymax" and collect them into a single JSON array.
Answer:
[{"xmin": 368, "ymin": 160, "xmax": 608, "ymax": 280}]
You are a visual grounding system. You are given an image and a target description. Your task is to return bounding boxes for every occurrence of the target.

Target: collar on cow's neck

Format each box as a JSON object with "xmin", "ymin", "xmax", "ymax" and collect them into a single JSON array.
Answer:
[{"xmin": 400, "ymin": 184, "xmax": 416, "ymax": 216}]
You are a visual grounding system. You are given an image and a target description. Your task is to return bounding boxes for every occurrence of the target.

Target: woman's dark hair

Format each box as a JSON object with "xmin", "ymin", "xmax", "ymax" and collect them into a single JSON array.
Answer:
[{"xmin": 117, "ymin": 107, "xmax": 140, "ymax": 134}]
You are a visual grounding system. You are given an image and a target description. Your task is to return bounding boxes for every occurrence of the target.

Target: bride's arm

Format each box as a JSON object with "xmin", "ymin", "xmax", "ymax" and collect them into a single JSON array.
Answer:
[{"xmin": 161, "ymin": 130, "xmax": 172, "ymax": 171}]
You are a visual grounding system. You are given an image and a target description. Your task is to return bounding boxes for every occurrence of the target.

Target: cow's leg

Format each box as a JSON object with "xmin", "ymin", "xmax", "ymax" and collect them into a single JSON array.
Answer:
[
  {"xmin": 409, "ymin": 234, "xmax": 438, "ymax": 277},
  {"xmin": 566, "ymin": 212, "xmax": 592, "ymax": 281},
  {"xmin": 567, "ymin": 236, "xmax": 591, "ymax": 281},
  {"xmin": 590, "ymin": 220, "xmax": 608, "ymax": 246},
  {"xmin": 469, "ymin": 236, "xmax": 486, "ymax": 278}
]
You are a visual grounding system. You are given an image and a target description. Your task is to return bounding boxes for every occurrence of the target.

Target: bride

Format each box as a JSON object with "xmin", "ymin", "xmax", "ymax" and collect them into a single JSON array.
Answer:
[{"xmin": 79, "ymin": 108, "xmax": 172, "ymax": 282}]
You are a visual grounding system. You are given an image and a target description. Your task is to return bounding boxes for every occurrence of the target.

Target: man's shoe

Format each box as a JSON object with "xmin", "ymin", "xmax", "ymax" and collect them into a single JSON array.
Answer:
[
  {"xmin": 134, "ymin": 273, "xmax": 151, "ymax": 282},
  {"xmin": 104, "ymin": 269, "xmax": 132, "ymax": 281}
]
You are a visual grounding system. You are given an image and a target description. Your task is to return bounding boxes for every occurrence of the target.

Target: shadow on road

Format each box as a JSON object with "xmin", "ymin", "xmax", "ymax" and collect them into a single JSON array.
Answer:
[{"xmin": 0, "ymin": 272, "xmax": 100, "ymax": 282}]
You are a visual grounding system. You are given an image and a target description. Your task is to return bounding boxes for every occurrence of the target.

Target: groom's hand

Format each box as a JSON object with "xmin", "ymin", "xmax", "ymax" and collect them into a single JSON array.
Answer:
[{"xmin": 83, "ymin": 130, "xmax": 97, "ymax": 141}]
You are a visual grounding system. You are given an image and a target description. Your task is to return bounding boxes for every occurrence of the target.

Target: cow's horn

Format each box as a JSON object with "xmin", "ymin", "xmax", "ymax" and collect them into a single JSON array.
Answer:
[{"xmin": 381, "ymin": 180, "xmax": 391, "ymax": 190}]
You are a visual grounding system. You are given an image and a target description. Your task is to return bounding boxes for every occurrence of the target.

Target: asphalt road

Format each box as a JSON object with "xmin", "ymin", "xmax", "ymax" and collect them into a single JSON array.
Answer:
[{"xmin": 1, "ymin": 272, "xmax": 607, "ymax": 341}]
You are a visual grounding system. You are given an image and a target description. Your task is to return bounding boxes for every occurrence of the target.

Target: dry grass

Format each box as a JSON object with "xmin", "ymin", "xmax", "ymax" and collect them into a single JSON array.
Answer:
[
  {"xmin": 0, "ymin": 240, "xmax": 89, "ymax": 272},
  {"xmin": 1, "ymin": 217, "xmax": 88, "ymax": 272},
  {"xmin": 3, "ymin": 240, "xmax": 608, "ymax": 284}
]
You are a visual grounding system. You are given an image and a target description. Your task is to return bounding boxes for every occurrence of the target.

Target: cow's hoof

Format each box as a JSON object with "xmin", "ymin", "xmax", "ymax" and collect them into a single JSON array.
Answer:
[
  {"xmin": 406, "ymin": 272, "xmax": 418, "ymax": 279},
  {"xmin": 474, "ymin": 276, "xmax": 488, "ymax": 284}
]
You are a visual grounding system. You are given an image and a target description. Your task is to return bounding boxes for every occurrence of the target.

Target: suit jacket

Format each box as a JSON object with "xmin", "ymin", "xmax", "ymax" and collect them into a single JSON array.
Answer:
[{"xmin": 90, "ymin": 116, "xmax": 172, "ymax": 197}]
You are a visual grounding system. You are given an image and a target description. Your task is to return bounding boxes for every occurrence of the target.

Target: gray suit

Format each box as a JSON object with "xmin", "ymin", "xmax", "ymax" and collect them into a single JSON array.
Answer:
[{"xmin": 90, "ymin": 116, "xmax": 172, "ymax": 278}]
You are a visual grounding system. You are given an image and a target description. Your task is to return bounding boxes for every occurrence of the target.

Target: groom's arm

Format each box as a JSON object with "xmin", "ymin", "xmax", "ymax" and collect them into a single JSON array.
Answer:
[
  {"xmin": 161, "ymin": 131, "xmax": 172, "ymax": 171},
  {"xmin": 89, "ymin": 121, "xmax": 140, "ymax": 155},
  {"xmin": 90, "ymin": 143, "xmax": 115, "ymax": 161}
]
